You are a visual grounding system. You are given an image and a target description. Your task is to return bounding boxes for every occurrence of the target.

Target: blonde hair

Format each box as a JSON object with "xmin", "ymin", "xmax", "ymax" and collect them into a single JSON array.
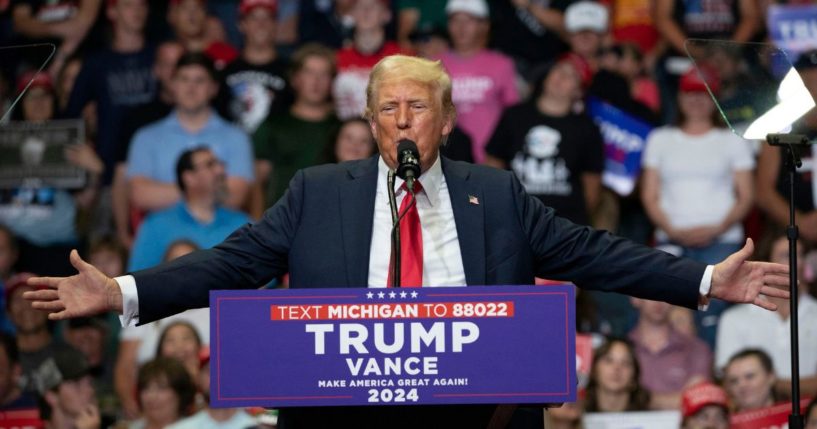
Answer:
[{"xmin": 364, "ymin": 55, "xmax": 456, "ymax": 121}]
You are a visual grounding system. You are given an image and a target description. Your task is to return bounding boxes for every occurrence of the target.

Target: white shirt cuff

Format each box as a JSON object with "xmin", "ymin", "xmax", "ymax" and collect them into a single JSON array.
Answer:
[
  {"xmin": 698, "ymin": 265, "xmax": 714, "ymax": 311},
  {"xmin": 115, "ymin": 275, "xmax": 139, "ymax": 327}
]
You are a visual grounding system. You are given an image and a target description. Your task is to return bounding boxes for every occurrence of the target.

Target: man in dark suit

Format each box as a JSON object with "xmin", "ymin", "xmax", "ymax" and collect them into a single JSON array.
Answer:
[{"xmin": 26, "ymin": 55, "xmax": 788, "ymax": 428}]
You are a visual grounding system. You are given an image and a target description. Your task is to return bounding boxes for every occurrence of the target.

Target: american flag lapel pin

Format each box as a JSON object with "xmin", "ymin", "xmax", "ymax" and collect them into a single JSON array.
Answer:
[{"xmin": 468, "ymin": 195, "xmax": 479, "ymax": 205}]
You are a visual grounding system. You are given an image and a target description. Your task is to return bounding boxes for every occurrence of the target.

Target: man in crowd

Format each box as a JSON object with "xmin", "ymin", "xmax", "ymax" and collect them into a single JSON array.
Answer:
[
  {"xmin": 26, "ymin": 55, "xmax": 790, "ymax": 428},
  {"xmin": 680, "ymin": 382, "xmax": 730, "ymax": 429},
  {"xmin": 129, "ymin": 147, "xmax": 251, "ymax": 271},
  {"xmin": 126, "ymin": 53, "xmax": 254, "ymax": 214},
  {"xmin": 219, "ymin": 0, "xmax": 289, "ymax": 134}
]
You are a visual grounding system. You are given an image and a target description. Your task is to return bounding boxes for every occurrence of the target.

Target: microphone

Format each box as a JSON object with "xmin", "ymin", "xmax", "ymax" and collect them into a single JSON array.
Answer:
[{"xmin": 396, "ymin": 139, "xmax": 420, "ymax": 191}]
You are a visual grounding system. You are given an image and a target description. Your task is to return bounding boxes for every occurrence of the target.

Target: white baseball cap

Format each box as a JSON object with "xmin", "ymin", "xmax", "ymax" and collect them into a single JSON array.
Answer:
[
  {"xmin": 564, "ymin": 1, "xmax": 608, "ymax": 33},
  {"xmin": 446, "ymin": 0, "xmax": 489, "ymax": 19}
]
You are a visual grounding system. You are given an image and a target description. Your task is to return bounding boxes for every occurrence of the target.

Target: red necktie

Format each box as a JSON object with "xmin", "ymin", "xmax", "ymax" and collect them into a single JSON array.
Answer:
[{"xmin": 388, "ymin": 181, "xmax": 423, "ymax": 287}]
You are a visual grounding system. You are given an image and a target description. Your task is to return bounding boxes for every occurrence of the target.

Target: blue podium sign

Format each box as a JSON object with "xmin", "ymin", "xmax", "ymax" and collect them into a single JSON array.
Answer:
[{"xmin": 210, "ymin": 285, "xmax": 576, "ymax": 408}]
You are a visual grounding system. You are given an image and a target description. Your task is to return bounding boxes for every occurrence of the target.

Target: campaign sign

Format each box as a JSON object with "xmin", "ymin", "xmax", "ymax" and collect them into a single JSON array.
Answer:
[
  {"xmin": 730, "ymin": 398, "xmax": 811, "ymax": 429},
  {"xmin": 586, "ymin": 97, "xmax": 653, "ymax": 197},
  {"xmin": 768, "ymin": 5, "xmax": 817, "ymax": 54},
  {"xmin": 210, "ymin": 285, "xmax": 576, "ymax": 408}
]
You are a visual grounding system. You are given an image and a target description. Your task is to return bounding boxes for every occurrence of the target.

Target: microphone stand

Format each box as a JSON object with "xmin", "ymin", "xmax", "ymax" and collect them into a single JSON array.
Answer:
[
  {"xmin": 767, "ymin": 133, "xmax": 807, "ymax": 429},
  {"xmin": 388, "ymin": 170, "xmax": 401, "ymax": 288}
]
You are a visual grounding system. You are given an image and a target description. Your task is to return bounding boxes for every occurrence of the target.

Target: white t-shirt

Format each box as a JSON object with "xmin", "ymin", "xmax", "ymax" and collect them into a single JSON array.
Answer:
[
  {"xmin": 119, "ymin": 308, "xmax": 210, "ymax": 365},
  {"xmin": 642, "ymin": 127, "xmax": 755, "ymax": 244},
  {"xmin": 715, "ymin": 292, "xmax": 817, "ymax": 378}
]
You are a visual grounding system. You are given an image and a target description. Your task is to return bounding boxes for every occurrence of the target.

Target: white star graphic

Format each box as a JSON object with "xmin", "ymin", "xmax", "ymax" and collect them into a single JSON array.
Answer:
[
  {"xmin": 400, "ymin": 291, "xmax": 407, "ymax": 299},
  {"xmin": 410, "ymin": 291, "xmax": 418, "ymax": 298},
  {"xmin": 377, "ymin": 291, "xmax": 385, "ymax": 299},
  {"xmin": 366, "ymin": 292, "xmax": 374, "ymax": 299},
  {"xmin": 388, "ymin": 291, "xmax": 397, "ymax": 299}
]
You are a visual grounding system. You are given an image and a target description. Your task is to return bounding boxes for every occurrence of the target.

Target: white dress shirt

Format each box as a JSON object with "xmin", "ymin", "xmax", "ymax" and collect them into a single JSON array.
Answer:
[{"xmin": 117, "ymin": 155, "xmax": 712, "ymax": 326}]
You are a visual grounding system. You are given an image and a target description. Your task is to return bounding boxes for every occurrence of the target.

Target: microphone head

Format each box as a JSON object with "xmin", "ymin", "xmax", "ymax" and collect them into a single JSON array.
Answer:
[{"xmin": 396, "ymin": 139, "xmax": 420, "ymax": 181}]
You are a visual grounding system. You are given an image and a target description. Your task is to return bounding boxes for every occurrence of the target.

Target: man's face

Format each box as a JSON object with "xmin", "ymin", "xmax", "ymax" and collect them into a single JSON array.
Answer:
[
  {"xmin": 447, "ymin": 12, "xmax": 486, "ymax": 53},
  {"xmin": 169, "ymin": 0, "xmax": 207, "ymax": 39},
  {"xmin": 240, "ymin": 7, "xmax": 276, "ymax": 47},
  {"xmin": 544, "ymin": 62, "xmax": 582, "ymax": 101},
  {"xmin": 370, "ymin": 79, "xmax": 452, "ymax": 173},
  {"xmin": 172, "ymin": 65, "xmax": 217, "ymax": 112},
  {"xmin": 292, "ymin": 56, "xmax": 333, "ymax": 106},
  {"xmin": 569, "ymin": 30, "xmax": 602, "ymax": 60},
  {"xmin": 65, "ymin": 326, "xmax": 106, "ymax": 367},
  {"xmin": 110, "ymin": 0, "xmax": 148, "ymax": 34},
  {"xmin": 632, "ymin": 298, "xmax": 672, "ymax": 325},
  {"xmin": 186, "ymin": 150, "xmax": 227, "ymax": 200},
  {"xmin": 153, "ymin": 43, "xmax": 184, "ymax": 90}
]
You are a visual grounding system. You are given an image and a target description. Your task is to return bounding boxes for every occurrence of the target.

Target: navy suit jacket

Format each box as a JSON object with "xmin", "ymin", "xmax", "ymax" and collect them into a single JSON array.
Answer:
[
  {"xmin": 132, "ymin": 156, "xmax": 706, "ymax": 428},
  {"xmin": 134, "ymin": 155, "xmax": 704, "ymax": 323}
]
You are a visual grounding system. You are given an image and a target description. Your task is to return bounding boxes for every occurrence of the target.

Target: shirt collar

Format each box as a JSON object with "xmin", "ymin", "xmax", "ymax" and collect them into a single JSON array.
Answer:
[{"xmin": 377, "ymin": 152, "xmax": 442, "ymax": 207}]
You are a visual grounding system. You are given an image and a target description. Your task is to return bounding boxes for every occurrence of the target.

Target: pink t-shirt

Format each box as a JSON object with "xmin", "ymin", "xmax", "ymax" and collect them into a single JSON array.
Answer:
[{"xmin": 438, "ymin": 50, "xmax": 519, "ymax": 163}]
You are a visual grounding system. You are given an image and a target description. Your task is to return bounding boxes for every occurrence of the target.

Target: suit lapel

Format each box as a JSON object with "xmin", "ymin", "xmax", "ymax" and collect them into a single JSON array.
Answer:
[
  {"xmin": 339, "ymin": 157, "xmax": 378, "ymax": 287},
  {"xmin": 442, "ymin": 157, "xmax": 486, "ymax": 286}
]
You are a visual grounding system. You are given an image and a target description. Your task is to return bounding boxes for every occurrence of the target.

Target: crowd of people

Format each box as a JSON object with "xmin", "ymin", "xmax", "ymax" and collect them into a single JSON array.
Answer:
[{"xmin": 0, "ymin": 0, "xmax": 817, "ymax": 427}]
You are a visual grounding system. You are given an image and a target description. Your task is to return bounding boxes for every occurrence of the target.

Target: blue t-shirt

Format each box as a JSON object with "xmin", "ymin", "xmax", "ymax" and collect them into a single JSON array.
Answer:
[
  {"xmin": 65, "ymin": 46, "xmax": 157, "ymax": 184},
  {"xmin": 128, "ymin": 201, "xmax": 252, "ymax": 271},
  {"xmin": 126, "ymin": 111, "xmax": 254, "ymax": 184}
]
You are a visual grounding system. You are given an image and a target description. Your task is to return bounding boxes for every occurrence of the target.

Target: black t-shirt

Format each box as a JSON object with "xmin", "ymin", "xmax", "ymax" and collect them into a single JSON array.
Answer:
[
  {"xmin": 217, "ymin": 57, "xmax": 290, "ymax": 134},
  {"xmin": 486, "ymin": 102, "xmax": 604, "ymax": 225},
  {"xmin": 489, "ymin": 0, "xmax": 570, "ymax": 72}
]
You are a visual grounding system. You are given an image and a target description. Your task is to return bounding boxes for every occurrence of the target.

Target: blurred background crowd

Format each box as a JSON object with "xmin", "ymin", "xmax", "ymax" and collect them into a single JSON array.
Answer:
[{"xmin": 0, "ymin": 0, "xmax": 817, "ymax": 427}]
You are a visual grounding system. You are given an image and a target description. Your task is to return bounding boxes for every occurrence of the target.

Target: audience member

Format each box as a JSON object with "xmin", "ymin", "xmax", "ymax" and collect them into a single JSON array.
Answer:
[
  {"xmin": 113, "ymin": 41, "xmax": 185, "ymax": 248},
  {"xmin": 396, "ymin": 0, "xmax": 446, "ymax": 53},
  {"xmin": 716, "ymin": 231, "xmax": 817, "ymax": 400},
  {"xmin": 219, "ymin": 0, "xmax": 290, "ymax": 134},
  {"xmin": 489, "ymin": 0, "xmax": 569, "ymax": 79},
  {"xmin": 36, "ymin": 347, "xmax": 109, "ymax": 429},
  {"xmin": 606, "ymin": 0, "xmax": 660, "ymax": 66},
  {"xmin": 11, "ymin": 0, "xmax": 102, "ymax": 74},
  {"xmin": 125, "ymin": 53, "xmax": 254, "ymax": 214},
  {"xmin": 5, "ymin": 273, "xmax": 75, "ymax": 394},
  {"xmin": 297, "ymin": 0, "xmax": 355, "ymax": 49},
  {"xmin": 584, "ymin": 338, "xmax": 650, "ymax": 412},
  {"xmin": 253, "ymin": 43, "xmax": 339, "ymax": 211},
  {"xmin": 128, "ymin": 147, "xmax": 251, "ymax": 271},
  {"xmin": 114, "ymin": 240, "xmax": 209, "ymax": 419},
  {"xmin": 0, "ymin": 333, "xmax": 38, "ymax": 411},
  {"xmin": 127, "ymin": 357, "xmax": 196, "ymax": 429},
  {"xmin": 2, "ymin": 71, "xmax": 103, "ymax": 277},
  {"xmin": 641, "ymin": 67, "xmax": 754, "ymax": 348},
  {"xmin": 63, "ymin": 315, "xmax": 116, "ymax": 418},
  {"xmin": 325, "ymin": 118, "xmax": 378, "ymax": 163},
  {"xmin": 723, "ymin": 349, "xmax": 777, "ymax": 413},
  {"xmin": 437, "ymin": 0, "xmax": 518, "ymax": 163},
  {"xmin": 628, "ymin": 298, "xmax": 712, "ymax": 409},
  {"xmin": 155, "ymin": 321, "xmax": 203, "ymax": 384},
  {"xmin": 64, "ymin": 0, "xmax": 156, "ymax": 188},
  {"xmin": 166, "ymin": 351, "xmax": 256, "ymax": 429},
  {"xmin": 333, "ymin": 0, "xmax": 404, "ymax": 120},
  {"xmin": 679, "ymin": 382, "xmax": 730, "ymax": 429},
  {"xmin": 485, "ymin": 55, "xmax": 603, "ymax": 226}
]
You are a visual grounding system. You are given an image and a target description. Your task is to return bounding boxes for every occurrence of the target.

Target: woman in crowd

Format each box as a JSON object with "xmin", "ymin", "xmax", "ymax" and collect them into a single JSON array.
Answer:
[
  {"xmin": 325, "ymin": 117, "xmax": 378, "ymax": 163},
  {"xmin": 641, "ymin": 67, "xmax": 755, "ymax": 348},
  {"xmin": 127, "ymin": 358, "xmax": 197, "ymax": 429},
  {"xmin": 723, "ymin": 349, "xmax": 777, "ymax": 412},
  {"xmin": 584, "ymin": 338, "xmax": 651, "ymax": 413},
  {"xmin": 156, "ymin": 321, "xmax": 203, "ymax": 383}
]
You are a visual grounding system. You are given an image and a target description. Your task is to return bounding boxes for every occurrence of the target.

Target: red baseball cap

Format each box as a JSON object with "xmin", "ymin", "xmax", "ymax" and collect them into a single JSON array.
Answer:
[
  {"xmin": 679, "ymin": 66, "xmax": 720, "ymax": 95},
  {"xmin": 681, "ymin": 382, "xmax": 729, "ymax": 419},
  {"xmin": 16, "ymin": 70, "xmax": 53, "ymax": 94},
  {"xmin": 239, "ymin": 0, "xmax": 277, "ymax": 16},
  {"xmin": 558, "ymin": 52, "xmax": 594, "ymax": 89}
]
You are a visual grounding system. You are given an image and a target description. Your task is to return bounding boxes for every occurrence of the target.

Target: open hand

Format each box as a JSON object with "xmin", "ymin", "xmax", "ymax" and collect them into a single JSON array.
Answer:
[
  {"xmin": 710, "ymin": 238, "xmax": 791, "ymax": 311},
  {"xmin": 24, "ymin": 249, "xmax": 122, "ymax": 320}
]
